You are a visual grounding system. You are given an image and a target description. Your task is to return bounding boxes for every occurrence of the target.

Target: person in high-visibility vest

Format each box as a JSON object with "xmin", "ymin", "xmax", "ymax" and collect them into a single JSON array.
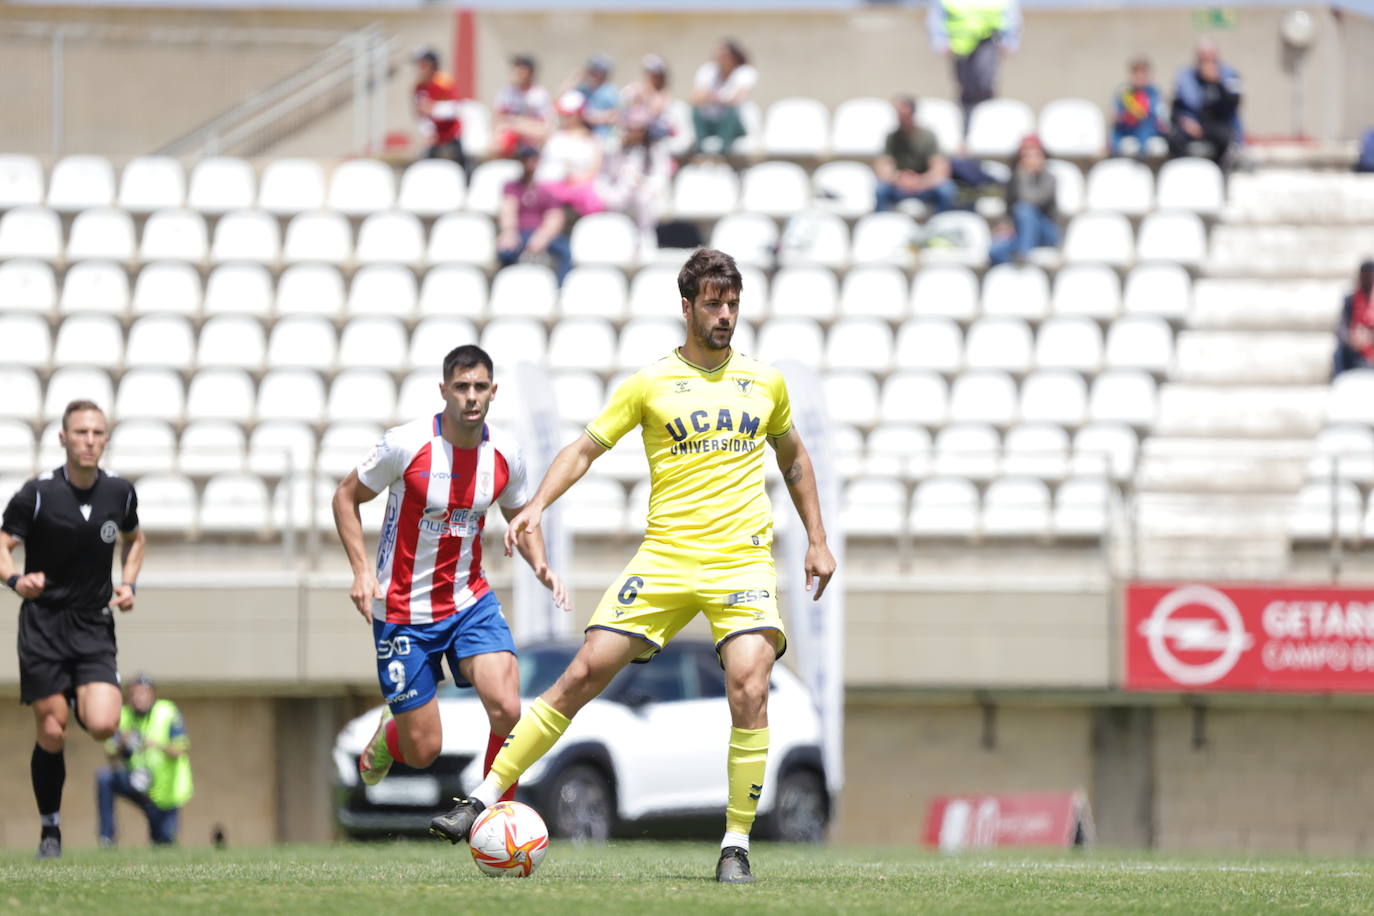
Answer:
[
  {"xmin": 96, "ymin": 673, "xmax": 192, "ymax": 846},
  {"xmin": 926, "ymin": 0, "xmax": 1022, "ymax": 132}
]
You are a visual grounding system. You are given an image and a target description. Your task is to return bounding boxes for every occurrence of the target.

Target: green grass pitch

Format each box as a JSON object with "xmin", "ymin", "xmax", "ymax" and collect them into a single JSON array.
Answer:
[{"xmin": 2, "ymin": 841, "xmax": 1372, "ymax": 914}]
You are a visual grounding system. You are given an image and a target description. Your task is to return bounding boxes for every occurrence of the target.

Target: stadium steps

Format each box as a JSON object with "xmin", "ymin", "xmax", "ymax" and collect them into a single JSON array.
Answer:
[
  {"xmin": 1171, "ymin": 332, "xmax": 1333, "ymax": 385},
  {"xmin": 1207, "ymin": 225, "xmax": 1374, "ymax": 278}
]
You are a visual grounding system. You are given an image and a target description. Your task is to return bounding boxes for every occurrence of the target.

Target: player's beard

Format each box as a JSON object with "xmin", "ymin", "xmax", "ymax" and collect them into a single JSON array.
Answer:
[{"xmin": 692, "ymin": 315, "xmax": 734, "ymax": 354}]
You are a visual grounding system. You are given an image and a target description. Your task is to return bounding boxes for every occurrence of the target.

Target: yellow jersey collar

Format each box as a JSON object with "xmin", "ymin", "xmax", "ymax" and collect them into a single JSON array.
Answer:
[{"xmin": 674, "ymin": 347, "xmax": 733, "ymax": 374}]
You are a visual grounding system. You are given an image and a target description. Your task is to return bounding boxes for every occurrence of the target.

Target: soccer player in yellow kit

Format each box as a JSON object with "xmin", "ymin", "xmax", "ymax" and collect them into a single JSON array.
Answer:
[{"xmin": 430, "ymin": 248, "xmax": 836, "ymax": 883}]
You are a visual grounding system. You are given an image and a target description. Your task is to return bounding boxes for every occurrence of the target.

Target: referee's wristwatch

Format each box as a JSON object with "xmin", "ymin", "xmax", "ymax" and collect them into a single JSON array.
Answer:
[
  {"xmin": 5, "ymin": 574, "xmax": 18, "ymax": 592},
  {"xmin": 121, "ymin": 581, "xmax": 137, "ymax": 595}
]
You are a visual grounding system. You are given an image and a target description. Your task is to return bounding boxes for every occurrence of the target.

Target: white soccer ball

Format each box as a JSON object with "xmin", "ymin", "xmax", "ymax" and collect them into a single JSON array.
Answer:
[{"xmin": 468, "ymin": 801, "xmax": 550, "ymax": 878}]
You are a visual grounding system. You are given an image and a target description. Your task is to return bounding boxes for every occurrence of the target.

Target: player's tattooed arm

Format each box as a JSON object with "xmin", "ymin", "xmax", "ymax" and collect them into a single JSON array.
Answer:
[
  {"xmin": 770, "ymin": 428, "xmax": 836, "ymax": 599},
  {"xmin": 783, "ymin": 460, "xmax": 804, "ymax": 485}
]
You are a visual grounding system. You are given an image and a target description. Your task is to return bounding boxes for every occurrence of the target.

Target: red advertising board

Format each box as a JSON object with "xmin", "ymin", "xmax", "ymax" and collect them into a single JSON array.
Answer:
[
  {"xmin": 1124, "ymin": 583, "xmax": 1374, "ymax": 692},
  {"xmin": 922, "ymin": 792, "xmax": 1092, "ymax": 851}
]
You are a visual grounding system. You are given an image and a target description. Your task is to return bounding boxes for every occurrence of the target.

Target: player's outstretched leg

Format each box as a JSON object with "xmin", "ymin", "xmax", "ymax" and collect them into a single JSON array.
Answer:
[{"xmin": 358, "ymin": 705, "xmax": 396, "ymax": 786}]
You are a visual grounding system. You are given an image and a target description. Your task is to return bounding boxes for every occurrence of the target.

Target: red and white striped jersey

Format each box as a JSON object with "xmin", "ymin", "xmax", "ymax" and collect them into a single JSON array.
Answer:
[{"xmin": 357, "ymin": 415, "xmax": 529, "ymax": 625}]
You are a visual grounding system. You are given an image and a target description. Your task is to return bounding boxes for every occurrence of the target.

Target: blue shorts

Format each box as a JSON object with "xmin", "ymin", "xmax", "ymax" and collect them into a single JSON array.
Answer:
[{"xmin": 372, "ymin": 591, "xmax": 516, "ymax": 714}]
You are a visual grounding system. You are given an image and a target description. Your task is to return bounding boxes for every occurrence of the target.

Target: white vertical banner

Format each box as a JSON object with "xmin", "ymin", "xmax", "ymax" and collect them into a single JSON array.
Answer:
[
  {"xmin": 776, "ymin": 360, "xmax": 845, "ymax": 798},
  {"xmin": 510, "ymin": 361, "xmax": 572, "ymax": 641}
]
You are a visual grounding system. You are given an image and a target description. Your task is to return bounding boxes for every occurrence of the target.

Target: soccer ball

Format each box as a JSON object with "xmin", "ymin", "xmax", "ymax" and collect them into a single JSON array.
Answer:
[{"xmin": 469, "ymin": 801, "xmax": 550, "ymax": 878}]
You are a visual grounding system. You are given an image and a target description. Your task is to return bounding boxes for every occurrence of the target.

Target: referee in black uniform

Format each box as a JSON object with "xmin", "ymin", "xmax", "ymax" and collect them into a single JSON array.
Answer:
[{"xmin": 1, "ymin": 400, "xmax": 144, "ymax": 859}]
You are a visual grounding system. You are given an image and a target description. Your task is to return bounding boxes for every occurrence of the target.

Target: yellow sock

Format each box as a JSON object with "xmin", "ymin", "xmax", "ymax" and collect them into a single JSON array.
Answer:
[
  {"xmin": 486, "ymin": 697, "xmax": 571, "ymax": 794},
  {"xmin": 725, "ymin": 726, "xmax": 769, "ymax": 836}
]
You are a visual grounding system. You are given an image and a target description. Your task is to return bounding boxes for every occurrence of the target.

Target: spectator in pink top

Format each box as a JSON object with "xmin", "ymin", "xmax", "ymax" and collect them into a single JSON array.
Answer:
[
  {"xmin": 536, "ymin": 91, "xmax": 606, "ymax": 216},
  {"xmin": 497, "ymin": 146, "xmax": 571, "ymax": 285}
]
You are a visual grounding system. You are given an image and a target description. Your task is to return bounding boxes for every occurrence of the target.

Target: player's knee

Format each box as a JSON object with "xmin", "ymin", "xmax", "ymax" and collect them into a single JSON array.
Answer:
[
  {"xmin": 87, "ymin": 721, "xmax": 117, "ymax": 742},
  {"xmin": 409, "ymin": 736, "xmax": 442, "ymax": 768},
  {"xmin": 489, "ymin": 697, "xmax": 521, "ymax": 734},
  {"xmin": 36, "ymin": 716, "xmax": 66, "ymax": 750},
  {"xmin": 726, "ymin": 670, "xmax": 769, "ymax": 712}
]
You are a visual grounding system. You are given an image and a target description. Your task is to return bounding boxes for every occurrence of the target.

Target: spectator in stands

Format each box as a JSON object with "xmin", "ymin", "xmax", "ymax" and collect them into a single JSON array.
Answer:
[
  {"xmin": 1111, "ymin": 57, "xmax": 1167, "ymax": 157},
  {"xmin": 561, "ymin": 53, "xmax": 621, "ymax": 141},
  {"xmin": 927, "ymin": 0, "xmax": 1021, "ymax": 131},
  {"xmin": 621, "ymin": 54, "xmax": 673, "ymax": 143},
  {"xmin": 412, "ymin": 47, "xmax": 466, "ymax": 171},
  {"xmin": 96, "ymin": 674, "xmax": 192, "ymax": 848},
  {"xmin": 1168, "ymin": 39, "xmax": 1243, "ymax": 167},
  {"xmin": 988, "ymin": 135, "xmax": 1059, "ymax": 265},
  {"xmin": 492, "ymin": 54, "xmax": 554, "ymax": 159},
  {"xmin": 874, "ymin": 96, "xmax": 957, "ymax": 213},
  {"xmin": 498, "ymin": 146, "xmax": 572, "ymax": 286},
  {"xmin": 688, "ymin": 39, "xmax": 757, "ymax": 159},
  {"xmin": 603, "ymin": 111, "xmax": 673, "ymax": 241},
  {"xmin": 1333, "ymin": 260, "xmax": 1374, "ymax": 378},
  {"xmin": 537, "ymin": 91, "xmax": 606, "ymax": 216}
]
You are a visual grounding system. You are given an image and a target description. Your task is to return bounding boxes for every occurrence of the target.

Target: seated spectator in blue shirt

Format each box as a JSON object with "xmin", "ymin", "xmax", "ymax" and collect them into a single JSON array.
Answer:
[
  {"xmin": 563, "ymin": 53, "xmax": 621, "ymax": 140},
  {"xmin": 874, "ymin": 96, "xmax": 957, "ymax": 214},
  {"xmin": 1111, "ymin": 57, "xmax": 1167, "ymax": 158},
  {"xmin": 1169, "ymin": 39, "xmax": 1243, "ymax": 166},
  {"xmin": 989, "ymin": 135, "xmax": 1059, "ymax": 265}
]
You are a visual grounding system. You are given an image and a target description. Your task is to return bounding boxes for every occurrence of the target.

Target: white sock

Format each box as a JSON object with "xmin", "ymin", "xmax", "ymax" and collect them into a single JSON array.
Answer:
[
  {"xmin": 721, "ymin": 831, "xmax": 749, "ymax": 852},
  {"xmin": 470, "ymin": 775, "xmax": 503, "ymax": 809},
  {"xmin": 40, "ymin": 813, "xmax": 60, "ymax": 828}
]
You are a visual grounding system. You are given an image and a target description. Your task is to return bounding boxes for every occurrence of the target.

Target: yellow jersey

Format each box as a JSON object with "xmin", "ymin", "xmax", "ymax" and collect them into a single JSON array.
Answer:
[{"xmin": 585, "ymin": 348, "xmax": 792, "ymax": 555}]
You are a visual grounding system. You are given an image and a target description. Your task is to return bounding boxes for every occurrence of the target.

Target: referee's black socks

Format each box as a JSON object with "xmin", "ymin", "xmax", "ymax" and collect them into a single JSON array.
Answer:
[{"xmin": 31, "ymin": 744, "xmax": 65, "ymax": 834}]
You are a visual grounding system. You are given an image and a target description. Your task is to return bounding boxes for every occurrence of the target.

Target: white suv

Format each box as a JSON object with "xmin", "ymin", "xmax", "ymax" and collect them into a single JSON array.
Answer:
[{"xmin": 333, "ymin": 639, "xmax": 831, "ymax": 842}]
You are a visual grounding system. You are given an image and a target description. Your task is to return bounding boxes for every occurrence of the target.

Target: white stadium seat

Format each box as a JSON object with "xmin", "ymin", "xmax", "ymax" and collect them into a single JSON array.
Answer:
[
  {"xmin": 777, "ymin": 210, "xmax": 850, "ymax": 268},
  {"xmin": 757, "ymin": 317, "xmax": 824, "ymax": 368},
  {"xmin": 562, "ymin": 478, "xmax": 627, "ymax": 535},
  {"xmin": 842, "ymin": 477, "xmax": 907, "ymax": 536},
  {"xmin": 267, "ymin": 316, "xmax": 336, "ymax": 370},
  {"xmin": 1063, "ymin": 211, "xmax": 1134, "ymax": 268},
  {"xmin": 355, "ymin": 211, "xmax": 425, "ymax": 265},
  {"xmin": 880, "ymin": 372, "xmax": 948, "ymax": 427},
  {"xmin": 553, "ymin": 371, "xmax": 605, "ymax": 424},
  {"xmin": 489, "ymin": 263, "xmax": 559, "ymax": 320},
  {"xmin": 710, "ymin": 213, "xmax": 778, "ymax": 269},
  {"xmin": 58, "ymin": 261, "xmax": 129, "ymax": 316},
  {"xmin": 0, "ymin": 207, "xmax": 62, "ymax": 261},
  {"xmin": 118, "ymin": 156, "xmax": 185, "ymax": 213},
  {"xmin": 0, "ymin": 154, "xmax": 44, "ymax": 209},
  {"xmin": 113, "ymin": 369, "xmax": 184, "ymax": 424},
  {"xmin": 465, "ymin": 159, "xmax": 522, "ymax": 216},
  {"xmin": 828, "ymin": 319, "xmax": 894, "ymax": 372},
  {"xmin": 811, "ymin": 160, "xmax": 877, "ymax": 218},
  {"xmin": 829, "ymin": 97, "xmax": 894, "ymax": 157},
  {"xmin": 36, "ymin": 421, "xmax": 64, "ymax": 470},
  {"xmin": 909, "ymin": 476, "xmax": 979, "ymax": 537},
  {"xmin": 249, "ymin": 421, "xmax": 317, "ymax": 477},
  {"xmin": 203, "ymin": 263, "xmax": 273, "ymax": 318},
  {"xmin": 895, "ymin": 318, "xmax": 962, "ymax": 375},
  {"xmin": 67, "ymin": 208, "xmax": 136, "ymax": 262},
  {"xmin": 427, "ymin": 213, "xmax": 496, "ymax": 267},
  {"xmin": 980, "ymin": 264, "xmax": 1050, "ymax": 320},
  {"xmin": 1052, "ymin": 265, "xmax": 1120, "ymax": 320},
  {"xmin": 418, "ymin": 264, "xmax": 487, "ymax": 319},
  {"xmin": 911, "ymin": 265, "xmax": 979, "ymax": 322},
  {"xmin": 0, "ymin": 420, "xmax": 36, "ymax": 476},
  {"xmin": 867, "ymin": 424, "xmax": 933, "ymax": 480},
  {"xmin": 125, "ymin": 315, "xmax": 194, "ymax": 370},
  {"xmin": 338, "ymin": 316, "xmax": 407, "ymax": 370},
  {"xmin": 43, "ymin": 367, "xmax": 113, "ymax": 421},
  {"xmin": 200, "ymin": 473, "xmax": 270, "ymax": 535},
  {"xmin": 1046, "ymin": 159, "xmax": 1086, "ymax": 216},
  {"xmin": 1290, "ymin": 480, "xmax": 1362, "ymax": 543},
  {"xmin": 1328, "ymin": 369, "xmax": 1374, "ymax": 425},
  {"xmin": 258, "ymin": 158, "xmax": 326, "ymax": 215},
  {"xmin": 851, "ymin": 213, "xmax": 916, "ymax": 268},
  {"xmin": 0, "ymin": 369, "xmax": 42, "ymax": 422},
  {"xmin": 770, "ymin": 266, "xmax": 838, "ymax": 321},
  {"xmin": 965, "ymin": 99, "xmax": 1035, "ymax": 158},
  {"xmin": 53, "ymin": 314, "xmax": 122, "ymax": 369},
  {"xmin": 763, "ymin": 97, "xmax": 829, "ymax": 157},
  {"xmin": 397, "ymin": 159, "xmax": 465, "ymax": 215},
  {"xmin": 1072, "ymin": 423, "xmax": 1137, "ymax": 479},
  {"xmin": 134, "ymin": 474, "xmax": 197, "ymax": 534},
  {"xmin": 570, "ymin": 211, "xmax": 640, "ymax": 267},
  {"xmin": 948, "ymin": 371, "xmax": 1017, "ymax": 427},
  {"xmin": 47, "ymin": 155, "xmax": 115, "ymax": 211},
  {"xmin": 108, "ymin": 420, "xmax": 177, "ymax": 475},
  {"xmin": 1308, "ymin": 425, "xmax": 1374, "ymax": 484},
  {"xmin": 560, "ymin": 266, "xmax": 628, "ymax": 320},
  {"xmin": 1038, "ymin": 98, "xmax": 1106, "ymax": 159},
  {"xmin": 187, "ymin": 157, "xmax": 256, "ymax": 215},
  {"xmin": 0, "ymin": 260, "xmax": 56, "ymax": 314},
  {"xmin": 548, "ymin": 318, "xmax": 617, "ymax": 372},
  {"xmin": 210, "ymin": 209, "xmax": 280, "ymax": 265},
  {"xmin": 1156, "ymin": 157, "xmax": 1225, "ymax": 215},
  {"xmin": 273, "ymin": 474, "xmax": 341, "ymax": 534},
  {"xmin": 327, "ymin": 159, "xmax": 395, "ymax": 215},
  {"xmin": 139, "ymin": 209, "xmax": 207, "ymax": 263},
  {"xmin": 934, "ymin": 424, "xmax": 1000, "ymax": 481},
  {"xmin": 671, "ymin": 164, "xmax": 739, "ymax": 219},
  {"xmin": 328, "ymin": 369, "xmax": 397, "ymax": 424},
  {"xmin": 407, "ymin": 316, "xmax": 479, "ymax": 371},
  {"xmin": 1136, "ymin": 211, "xmax": 1207, "ymax": 267},
  {"xmin": 823, "ymin": 372, "xmax": 881, "ymax": 428},
  {"xmin": 282, "ymin": 210, "xmax": 352, "ymax": 265},
  {"xmin": 257, "ymin": 369, "xmax": 326, "ymax": 423},
  {"xmin": 840, "ymin": 266, "xmax": 906, "ymax": 321},
  {"xmin": 132, "ymin": 261, "xmax": 201, "ymax": 316},
  {"xmin": 347, "ymin": 264, "xmax": 417, "ymax": 319},
  {"xmin": 276, "ymin": 264, "xmax": 345, "ymax": 318},
  {"xmin": 0, "ymin": 315, "xmax": 51, "ymax": 368},
  {"xmin": 918, "ymin": 211, "xmax": 990, "ymax": 268},
  {"xmin": 982, "ymin": 477, "xmax": 1051, "ymax": 538},
  {"xmin": 1035, "ymin": 317, "xmax": 1103, "ymax": 373},
  {"xmin": 397, "ymin": 370, "xmax": 441, "ymax": 420},
  {"xmin": 1054, "ymin": 476, "xmax": 1111, "ymax": 538},
  {"xmin": 1123, "ymin": 263, "xmax": 1192, "ymax": 321},
  {"xmin": 317, "ymin": 422, "xmax": 379, "ymax": 477},
  {"xmin": 617, "ymin": 319, "xmax": 679, "ymax": 370},
  {"xmin": 179, "ymin": 420, "xmax": 247, "ymax": 476},
  {"xmin": 916, "ymin": 97, "xmax": 963, "ymax": 155},
  {"xmin": 186, "ymin": 369, "xmax": 256, "ymax": 424},
  {"xmin": 197, "ymin": 315, "xmax": 266, "ymax": 371},
  {"xmin": 1089, "ymin": 370, "xmax": 1157, "ymax": 428},
  {"xmin": 481, "ymin": 318, "xmax": 547, "ymax": 367},
  {"xmin": 741, "ymin": 161, "xmax": 811, "ymax": 217},
  {"xmin": 1019, "ymin": 370, "xmax": 1089, "ymax": 427},
  {"xmin": 964, "ymin": 318, "xmax": 1033, "ymax": 374},
  {"xmin": 1105, "ymin": 316, "xmax": 1174, "ymax": 374},
  {"xmin": 1085, "ymin": 158, "xmax": 1154, "ymax": 216},
  {"xmin": 1002, "ymin": 423, "xmax": 1071, "ymax": 481}
]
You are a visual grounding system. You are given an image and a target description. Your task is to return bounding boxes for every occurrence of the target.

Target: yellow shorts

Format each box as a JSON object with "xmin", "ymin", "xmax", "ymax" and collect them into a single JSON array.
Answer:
[{"xmin": 587, "ymin": 541, "xmax": 787, "ymax": 663}]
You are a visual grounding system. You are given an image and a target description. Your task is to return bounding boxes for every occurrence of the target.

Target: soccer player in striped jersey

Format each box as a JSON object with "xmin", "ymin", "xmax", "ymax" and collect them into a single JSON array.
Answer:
[
  {"xmin": 332, "ymin": 344, "xmax": 568, "ymax": 804},
  {"xmin": 430, "ymin": 249, "xmax": 836, "ymax": 884}
]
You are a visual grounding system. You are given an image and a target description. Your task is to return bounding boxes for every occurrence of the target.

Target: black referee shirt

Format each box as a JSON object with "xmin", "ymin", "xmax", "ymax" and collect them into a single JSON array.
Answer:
[{"xmin": 2, "ymin": 467, "xmax": 139, "ymax": 613}]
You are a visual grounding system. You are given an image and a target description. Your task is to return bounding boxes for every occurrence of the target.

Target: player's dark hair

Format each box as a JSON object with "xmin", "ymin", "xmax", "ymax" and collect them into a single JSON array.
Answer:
[
  {"xmin": 894, "ymin": 95, "xmax": 917, "ymax": 115},
  {"xmin": 678, "ymin": 248, "xmax": 743, "ymax": 303},
  {"xmin": 442, "ymin": 344, "xmax": 494, "ymax": 381},
  {"xmin": 720, "ymin": 39, "xmax": 748, "ymax": 67},
  {"xmin": 61, "ymin": 399, "xmax": 104, "ymax": 431}
]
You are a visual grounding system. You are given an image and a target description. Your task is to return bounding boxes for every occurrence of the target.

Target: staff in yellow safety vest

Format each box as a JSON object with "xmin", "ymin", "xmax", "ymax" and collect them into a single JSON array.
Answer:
[
  {"xmin": 926, "ymin": 0, "xmax": 1022, "ymax": 131},
  {"xmin": 96, "ymin": 673, "xmax": 192, "ymax": 846}
]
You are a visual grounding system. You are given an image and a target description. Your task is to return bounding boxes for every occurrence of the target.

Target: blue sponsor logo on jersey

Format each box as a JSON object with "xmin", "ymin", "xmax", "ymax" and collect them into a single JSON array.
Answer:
[{"xmin": 664, "ymin": 408, "xmax": 762, "ymax": 442}]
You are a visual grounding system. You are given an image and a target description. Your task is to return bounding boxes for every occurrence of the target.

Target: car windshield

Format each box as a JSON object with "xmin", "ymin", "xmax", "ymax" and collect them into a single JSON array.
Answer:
[{"xmin": 438, "ymin": 646, "xmax": 576, "ymax": 700}]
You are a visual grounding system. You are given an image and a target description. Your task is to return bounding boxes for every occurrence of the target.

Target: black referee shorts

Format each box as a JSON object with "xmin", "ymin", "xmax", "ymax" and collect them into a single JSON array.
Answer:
[{"xmin": 17, "ymin": 602, "xmax": 119, "ymax": 705}]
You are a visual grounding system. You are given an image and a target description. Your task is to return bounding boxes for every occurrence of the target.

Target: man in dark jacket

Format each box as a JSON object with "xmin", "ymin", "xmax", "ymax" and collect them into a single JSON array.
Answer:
[
  {"xmin": 1169, "ymin": 40, "xmax": 1243, "ymax": 166},
  {"xmin": 1333, "ymin": 260, "xmax": 1374, "ymax": 378}
]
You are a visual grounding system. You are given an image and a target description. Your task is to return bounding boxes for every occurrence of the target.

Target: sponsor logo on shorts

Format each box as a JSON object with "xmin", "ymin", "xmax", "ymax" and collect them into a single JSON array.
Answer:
[
  {"xmin": 612, "ymin": 607, "xmax": 628, "ymax": 618},
  {"xmin": 725, "ymin": 589, "xmax": 771, "ymax": 607},
  {"xmin": 387, "ymin": 688, "xmax": 419, "ymax": 704},
  {"xmin": 99, "ymin": 520, "xmax": 117, "ymax": 544},
  {"xmin": 376, "ymin": 636, "xmax": 413, "ymax": 659}
]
